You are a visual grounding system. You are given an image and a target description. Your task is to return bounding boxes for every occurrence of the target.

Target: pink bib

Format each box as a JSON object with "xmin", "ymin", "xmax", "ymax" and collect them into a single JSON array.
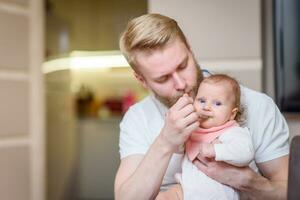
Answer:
[{"xmin": 185, "ymin": 120, "xmax": 238, "ymax": 161}]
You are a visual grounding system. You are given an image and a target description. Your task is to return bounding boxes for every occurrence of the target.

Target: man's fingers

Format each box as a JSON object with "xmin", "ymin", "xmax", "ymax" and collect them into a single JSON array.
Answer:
[
  {"xmin": 183, "ymin": 120, "xmax": 199, "ymax": 137},
  {"xmin": 171, "ymin": 94, "xmax": 193, "ymax": 110},
  {"xmin": 183, "ymin": 112, "xmax": 198, "ymax": 127},
  {"xmin": 193, "ymin": 159, "xmax": 208, "ymax": 173},
  {"xmin": 180, "ymin": 104, "xmax": 196, "ymax": 118},
  {"xmin": 196, "ymin": 154, "xmax": 212, "ymax": 165}
]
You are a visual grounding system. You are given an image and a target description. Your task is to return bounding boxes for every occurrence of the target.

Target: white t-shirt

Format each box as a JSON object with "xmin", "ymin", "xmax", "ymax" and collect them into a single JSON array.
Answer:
[{"xmin": 119, "ymin": 85, "xmax": 290, "ymax": 189}]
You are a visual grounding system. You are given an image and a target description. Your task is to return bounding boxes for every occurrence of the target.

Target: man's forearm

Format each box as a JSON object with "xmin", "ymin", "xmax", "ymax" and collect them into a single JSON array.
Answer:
[
  {"xmin": 116, "ymin": 135, "xmax": 173, "ymax": 200},
  {"xmin": 238, "ymin": 169, "xmax": 287, "ymax": 200}
]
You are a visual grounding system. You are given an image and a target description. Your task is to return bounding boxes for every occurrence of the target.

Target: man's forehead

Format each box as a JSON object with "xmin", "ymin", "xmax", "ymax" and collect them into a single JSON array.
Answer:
[
  {"xmin": 135, "ymin": 39, "xmax": 188, "ymax": 61},
  {"xmin": 134, "ymin": 45, "xmax": 188, "ymax": 76}
]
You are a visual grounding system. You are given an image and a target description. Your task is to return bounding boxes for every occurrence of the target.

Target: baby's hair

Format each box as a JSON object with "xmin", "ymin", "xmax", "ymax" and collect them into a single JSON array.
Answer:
[{"xmin": 202, "ymin": 74, "xmax": 244, "ymax": 123}]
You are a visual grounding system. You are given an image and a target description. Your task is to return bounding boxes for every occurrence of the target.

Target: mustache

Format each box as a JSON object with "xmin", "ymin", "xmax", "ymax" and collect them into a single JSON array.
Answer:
[{"xmin": 155, "ymin": 64, "xmax": 203, "ymax": 107}]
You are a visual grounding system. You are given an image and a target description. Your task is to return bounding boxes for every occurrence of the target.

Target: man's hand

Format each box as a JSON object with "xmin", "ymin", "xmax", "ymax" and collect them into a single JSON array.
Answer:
[
  {"xmin": 193, "ymin": 156, "xmax": 252, "ymax": 189},
  {"xmin": 193, "ymin": 154, "xmax": 289, "ymax": 200},
  {"xmin": 160, "ymin": 94, "xmax": 199, "ymax": 153}
]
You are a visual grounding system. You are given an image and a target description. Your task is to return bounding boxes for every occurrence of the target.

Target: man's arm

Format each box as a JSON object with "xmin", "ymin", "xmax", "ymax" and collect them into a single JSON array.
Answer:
[
  {"xmin": 193, "ymin": 155, "xmax": 289, "ymax": 200},
  {"xmin": 242, "ymin": 155, "xmax": 288, "ymax": 200},
  {"xmin": 115, "ymin": 94, "xmax": 199, "ymax": 200},
  {"xmin": 114, "ymin": 136, "xmax": 173, "ymax": 200}
]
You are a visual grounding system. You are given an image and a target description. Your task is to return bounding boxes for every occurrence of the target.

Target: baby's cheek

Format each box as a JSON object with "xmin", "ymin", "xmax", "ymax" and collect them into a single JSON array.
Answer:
[{"xmin": 193, "ymin": 102, "xmax": 201, "ymax": 113}]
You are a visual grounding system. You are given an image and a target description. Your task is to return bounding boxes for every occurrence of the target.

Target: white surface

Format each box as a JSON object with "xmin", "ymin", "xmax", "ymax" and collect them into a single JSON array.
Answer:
[
  {"xmin": 77, "ymin": 118, "xmax": 120, "ymax": 199},
  {"xmin": 200, "ymin": 59, "xmax": 262, "ymax": 91},
  {"xmin": 148, "ymin": 0, "xmax": 262, "ymax": 91},
  {"xmin": 148, "ymin": 0, "xmax": 261, "ymax": 60},
  {"xmin": 0, "ymin": 0, "xmax": 45, "ymax": 199}
]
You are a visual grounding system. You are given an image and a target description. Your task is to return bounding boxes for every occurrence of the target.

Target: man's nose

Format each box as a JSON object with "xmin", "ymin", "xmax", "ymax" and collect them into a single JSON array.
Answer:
[{"xmin": 172, "ymin": 72, "xmax": 186, "ymax": 90}]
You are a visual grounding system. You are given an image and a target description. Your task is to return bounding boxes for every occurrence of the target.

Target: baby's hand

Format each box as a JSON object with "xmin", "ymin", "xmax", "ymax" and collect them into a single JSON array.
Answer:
[
  {"xmin": 198, "ymin": 143, "xmax": 215, "ymax": 158},
  {"xmin": 211, "ymin": 139, "xmax": 221, "ymax": 145}
]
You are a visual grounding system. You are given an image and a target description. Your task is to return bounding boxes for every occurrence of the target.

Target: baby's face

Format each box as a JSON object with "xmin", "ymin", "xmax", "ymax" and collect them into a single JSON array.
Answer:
[{"xmin": 194, "ymin": 82, "xmax": 237, "ymax": 128}]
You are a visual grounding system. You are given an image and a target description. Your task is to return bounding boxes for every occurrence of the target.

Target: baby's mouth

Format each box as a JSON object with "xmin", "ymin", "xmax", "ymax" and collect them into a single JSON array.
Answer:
[
  {"xmin": 204, "ymin": 116, "xmax": 214, "ymax": 120},
  {"xmin": 199, "ymin": 114, "xmax": 214, "ymax": 120}
]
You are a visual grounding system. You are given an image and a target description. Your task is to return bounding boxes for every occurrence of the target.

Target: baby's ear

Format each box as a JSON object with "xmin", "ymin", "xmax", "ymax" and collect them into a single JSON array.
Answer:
[{"xmin": 230, "ymin": 107, "xmax": 238, "ymax": 120}]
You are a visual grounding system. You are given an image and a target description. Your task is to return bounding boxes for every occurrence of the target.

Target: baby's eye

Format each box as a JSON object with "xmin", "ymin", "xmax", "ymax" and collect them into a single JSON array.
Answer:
[
  {"xmin": 199, "ymin": 98, "xmax": 206, "ymax": 104},
  {"xmin": 214, "ymin": 101, "xmax": 222, "ymax": 106}
]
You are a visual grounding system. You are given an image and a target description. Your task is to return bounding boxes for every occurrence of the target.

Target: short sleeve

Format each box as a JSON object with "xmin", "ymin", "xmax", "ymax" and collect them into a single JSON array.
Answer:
[
  {"xmin": 119, "ymin": 106, "xmax": 149, "ymax": 159},
  {"xmin": 250, "ymin": 95, "xmax": 289, "ymax": 163}
]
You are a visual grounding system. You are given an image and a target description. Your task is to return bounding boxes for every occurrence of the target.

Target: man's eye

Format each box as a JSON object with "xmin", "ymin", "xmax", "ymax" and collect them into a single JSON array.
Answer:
[
  {"xmin": 214, "ymin": 101, "xmax": 222, "ymax": 106},
  {"xmin": 157, "ymin": 76, "xmax": 168, "ymax": 83},
  {"xmin": 179, "ymin": 65, "xmax": 187, "ymax": 70}
]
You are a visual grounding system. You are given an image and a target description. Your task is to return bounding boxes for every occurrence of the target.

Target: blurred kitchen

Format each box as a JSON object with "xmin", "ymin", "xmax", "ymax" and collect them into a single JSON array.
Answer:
[
  {"xmin": 44, "ymin": 0, "xmax": 147, "ymax": 200},
  {"xmin": 0, "ymin": 0, "xmax": 299, "ymax": 200}
]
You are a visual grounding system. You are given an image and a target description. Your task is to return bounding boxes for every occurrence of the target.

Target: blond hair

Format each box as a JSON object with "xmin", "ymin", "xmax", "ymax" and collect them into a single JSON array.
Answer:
[
  {"xmin": 202, "ymin": 74, "xmax": 244, "ymax": 123},
  {"xmin": 119, "ymin": 13, "xmax": 189, "ymax": 71}
]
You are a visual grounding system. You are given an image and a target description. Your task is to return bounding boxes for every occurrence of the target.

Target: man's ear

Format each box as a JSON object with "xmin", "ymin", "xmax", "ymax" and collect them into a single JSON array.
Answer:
[
  {"xmin": 230, "ymin": 107, "xmax": 238, "ymax": 120},
  {"xmin": 134, "ymin": 72, "xmax": 148, "ymax": 89}
]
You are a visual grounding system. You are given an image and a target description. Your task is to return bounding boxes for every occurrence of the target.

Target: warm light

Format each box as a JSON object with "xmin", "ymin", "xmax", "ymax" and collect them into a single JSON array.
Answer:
[
  {"xmin": 42, "ymin": 57, "xmax": 70, "ymax": 74},
  {"xmin": 43, "ymin": 51, "xmax": 130, "ymax": 74},
  {"xmin": 70, "ymin": 54, "xmax": 129, "ymax": 70}
]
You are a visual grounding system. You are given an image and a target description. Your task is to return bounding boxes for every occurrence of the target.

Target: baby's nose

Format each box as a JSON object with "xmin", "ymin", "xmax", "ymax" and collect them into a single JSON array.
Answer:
[{"xmin": 202, "ymin": 103, "xmax": 211, "ymax": 111}]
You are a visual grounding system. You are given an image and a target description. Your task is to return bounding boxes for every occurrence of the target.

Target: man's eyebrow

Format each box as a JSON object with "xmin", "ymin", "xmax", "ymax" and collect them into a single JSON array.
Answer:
[{"xmin": 153, "ymin": 55, "xmax": 188, "ymax": 80}]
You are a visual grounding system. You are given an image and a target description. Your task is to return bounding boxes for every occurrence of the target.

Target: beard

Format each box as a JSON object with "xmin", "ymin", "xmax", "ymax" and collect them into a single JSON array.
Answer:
[{"xmin": 154, "ymin": 64, "xmax": 203, "ymax": 108}]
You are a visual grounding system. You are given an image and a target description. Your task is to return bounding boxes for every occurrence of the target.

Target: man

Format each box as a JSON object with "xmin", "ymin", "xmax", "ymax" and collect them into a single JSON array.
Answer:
[{"xmin": 114, "ymin": 13, "xmax": 289, "ymax": 200}]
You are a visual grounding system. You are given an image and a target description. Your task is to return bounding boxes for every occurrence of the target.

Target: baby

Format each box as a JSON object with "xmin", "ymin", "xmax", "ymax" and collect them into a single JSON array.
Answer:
[{"xmin": 157, "ymin": 74, "xmax": 254, "ymax": 200}]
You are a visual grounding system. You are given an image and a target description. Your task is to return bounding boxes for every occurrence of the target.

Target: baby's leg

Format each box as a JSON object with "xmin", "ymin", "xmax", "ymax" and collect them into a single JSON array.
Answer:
[{"xmin": 155, "ymin": 184, "xmax": 183, "ymax": 200}]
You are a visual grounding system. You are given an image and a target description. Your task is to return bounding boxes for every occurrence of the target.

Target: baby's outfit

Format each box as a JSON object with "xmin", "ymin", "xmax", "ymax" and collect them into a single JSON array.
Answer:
[{"xmin": 177, "ymin": 120, "xmax": 254, "ymax": 200}]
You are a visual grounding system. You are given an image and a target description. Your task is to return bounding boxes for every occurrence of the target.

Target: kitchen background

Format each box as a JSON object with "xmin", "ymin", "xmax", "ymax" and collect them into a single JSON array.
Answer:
[{"xmin": 0, "ymin": 0, "xmax": 299, "ymax": 200}]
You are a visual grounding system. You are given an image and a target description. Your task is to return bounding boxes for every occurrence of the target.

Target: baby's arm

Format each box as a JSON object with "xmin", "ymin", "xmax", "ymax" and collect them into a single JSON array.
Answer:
[
  {"xmin": 197, "ymin": 143, "xmax": 215, "ymax": 158},
  {"xmin": 214, "ymin": 127, "xmax": 254, "ymax": 167}
]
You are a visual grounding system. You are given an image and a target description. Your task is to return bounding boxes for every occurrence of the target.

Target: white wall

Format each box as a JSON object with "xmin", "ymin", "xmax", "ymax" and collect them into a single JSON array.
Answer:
[
  {"xmin": 148, "ymin": 0, "xmax": 262, "ymax": 91},
  {"xmin": 0, "ymin": 1, "xmax": 45, "ymax": 199},
  {"xmin": 149, "ymin": 0, "xmax": 261, "ymax": 60}
]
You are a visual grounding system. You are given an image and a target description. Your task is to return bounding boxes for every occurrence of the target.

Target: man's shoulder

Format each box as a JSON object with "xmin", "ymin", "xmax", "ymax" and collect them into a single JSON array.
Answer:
[
  {"xmin": 127, "ymin": 95, "xmax": 155, "ymax": 113},
  {"xmin": 240, "ymin": 86, "xmax": 282, "ymax": 131},
  {"xmin": 241, "ymin": 86, "xmax": 274, "ymax": 108},
  {"xmin": 123, "ymin": 95, "xmax": 161, "ymax": 120},
  {"xmin": 241, "ymin": 86, "xmax": 267, "ymax": 99}
]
